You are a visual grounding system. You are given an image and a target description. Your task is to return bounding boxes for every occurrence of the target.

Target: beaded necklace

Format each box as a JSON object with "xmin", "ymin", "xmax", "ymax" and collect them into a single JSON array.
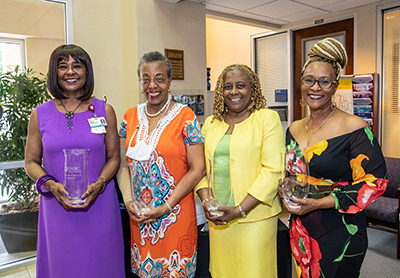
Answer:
[{"xmin": 144, "ymin": 96, "xmax": 171, "ymax": 117}]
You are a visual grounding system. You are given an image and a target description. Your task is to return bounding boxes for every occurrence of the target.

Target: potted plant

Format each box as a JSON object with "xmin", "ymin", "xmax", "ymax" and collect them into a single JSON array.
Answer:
[{"xmin": 0, "ymin": 66, "xmax": 50, "ymax": 253}]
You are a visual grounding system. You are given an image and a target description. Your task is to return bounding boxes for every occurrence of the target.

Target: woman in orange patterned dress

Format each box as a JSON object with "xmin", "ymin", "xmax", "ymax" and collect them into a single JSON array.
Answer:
[{"xmin": 117, "ymin": 51, "xmax": 205, "ymax": 278}]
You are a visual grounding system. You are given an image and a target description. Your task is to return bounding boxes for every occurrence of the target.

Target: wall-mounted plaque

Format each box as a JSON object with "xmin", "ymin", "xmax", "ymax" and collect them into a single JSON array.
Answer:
[{"xmin": 165, "ymin": 49, "xmax": 184, "ymax": 80}]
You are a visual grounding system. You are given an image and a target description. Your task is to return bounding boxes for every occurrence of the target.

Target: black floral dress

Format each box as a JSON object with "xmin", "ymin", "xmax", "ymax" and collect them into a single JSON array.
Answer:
[{"xmin": 286, "ymin": 127, "xmax": 388, "ymax": 278}]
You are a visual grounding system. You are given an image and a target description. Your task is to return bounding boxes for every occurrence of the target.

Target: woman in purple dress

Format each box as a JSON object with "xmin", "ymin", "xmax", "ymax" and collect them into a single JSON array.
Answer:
[{"xmin": 24, "ymin": 44, "xmax": 124, "ymax": 277}]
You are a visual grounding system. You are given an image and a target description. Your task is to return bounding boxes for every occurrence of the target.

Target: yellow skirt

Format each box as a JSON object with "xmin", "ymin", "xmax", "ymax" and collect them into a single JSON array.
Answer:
[{"xmin": 209, "ymin": 216, "xmax": 278, "ymax": 278}]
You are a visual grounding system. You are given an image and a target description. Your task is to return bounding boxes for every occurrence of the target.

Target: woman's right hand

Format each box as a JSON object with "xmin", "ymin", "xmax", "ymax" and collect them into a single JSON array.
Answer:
[
  {"xmin": 45, "ymin": 180, "xmax": 75, "ymax": 210},
  {"xmin": 125, "ymin": 201, "xmax": 148, "ymax": 224}
]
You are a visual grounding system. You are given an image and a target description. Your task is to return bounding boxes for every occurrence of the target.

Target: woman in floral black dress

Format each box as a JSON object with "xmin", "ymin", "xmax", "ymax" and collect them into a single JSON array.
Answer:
[{"xmin": 281, "ymin": 38, "xmax": 388, "ymax": 278}]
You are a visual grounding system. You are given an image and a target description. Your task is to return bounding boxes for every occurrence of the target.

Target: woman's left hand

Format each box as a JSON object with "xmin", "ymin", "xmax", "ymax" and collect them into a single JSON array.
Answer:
[
  {"xmin": 142, "ymin": 203, "xmax": 170, "ymax": 222},
  {"xmin": 74, "ymin": 181, "xmax": 103, "ymax": 209},
  {"xmin": 213, "ymin": 206, "xmax": 242, "ymax": 225},
  {"xmin": 280, "ymin": 194, "xmax": 335, "ymax": 215}
]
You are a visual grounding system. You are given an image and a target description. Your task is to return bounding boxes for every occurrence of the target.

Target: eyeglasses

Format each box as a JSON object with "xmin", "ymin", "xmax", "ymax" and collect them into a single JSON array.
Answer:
[
  {"xmin": 139, "ymin": 76, "xmax": 167, "ymax": 86},
  {"xmin": 301, "ymin": 77, "xmax": 338, "ymax": 89}
]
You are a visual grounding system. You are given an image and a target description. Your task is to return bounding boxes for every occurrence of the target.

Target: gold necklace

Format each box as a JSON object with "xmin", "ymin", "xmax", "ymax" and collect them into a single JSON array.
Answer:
[{"xmin": 305, "ymin": 107, "xmax": 336, "ymax": 134}]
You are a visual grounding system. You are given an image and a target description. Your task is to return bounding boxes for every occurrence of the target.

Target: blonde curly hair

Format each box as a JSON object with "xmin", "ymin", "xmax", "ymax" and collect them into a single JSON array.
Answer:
[
  {"xmin": 212, "ymin": 64, "xmax": 267, "ymax": 122},
  {"xmin": 301, "ymin": 38, "xmax": 348, "ymax": 80}
]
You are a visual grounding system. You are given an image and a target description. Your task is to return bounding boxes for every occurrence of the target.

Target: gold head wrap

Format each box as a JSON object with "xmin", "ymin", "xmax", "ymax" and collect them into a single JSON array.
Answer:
[
  {"xmin": 212, "ymin": 64, "xmax": 267, "ymax": 122},
  {"xmin": 301, "ymin": 38, "xmax": 348, "ymax": 80}
]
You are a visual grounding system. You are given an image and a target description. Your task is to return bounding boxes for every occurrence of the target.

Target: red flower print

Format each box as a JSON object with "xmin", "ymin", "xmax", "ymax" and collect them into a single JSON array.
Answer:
[
  {"xmin": 290, "ymin": 218, "xmax": 322, "ymax": 278},
  {"xmin": 339, "ymin": 178, "xmax": 388, "ymax": 213},
  {"xmin": 286, "ymin": 151, "xmax": 307, "ymax": 174}
]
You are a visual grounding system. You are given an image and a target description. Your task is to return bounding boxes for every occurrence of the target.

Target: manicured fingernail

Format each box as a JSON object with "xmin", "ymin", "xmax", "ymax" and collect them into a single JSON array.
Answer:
[
  {"xmin": 64, "ymin": 193, "xmax": 68, "ymax": 197},
  {"xmin": 289, "ymin": 198, "xmax": 294, "ymax": 202},
  {"xmin": 81, "ymin": 196, "xmax": 85, "ymax": 200}
]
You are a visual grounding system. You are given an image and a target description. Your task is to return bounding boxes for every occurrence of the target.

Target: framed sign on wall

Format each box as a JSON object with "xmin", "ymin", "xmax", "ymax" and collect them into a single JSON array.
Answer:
[{"xmin": 165, "ymin": 49, "xmax": 184, "ymax": 80}]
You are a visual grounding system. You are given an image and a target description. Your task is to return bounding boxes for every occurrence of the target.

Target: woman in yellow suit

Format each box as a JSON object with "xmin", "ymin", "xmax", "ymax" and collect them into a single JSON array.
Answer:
[{"xmin": 196, "ymin": 64, "xmax": 284, "ymax": 278}]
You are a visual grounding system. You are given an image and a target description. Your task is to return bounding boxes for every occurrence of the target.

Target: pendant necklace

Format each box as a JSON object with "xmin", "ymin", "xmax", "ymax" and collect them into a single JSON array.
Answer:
[
  {"xmin": 60, "ymin": 99, "xmax": 83, "ymax": 131},
  {"xmin": 145, "ymin": 96, "xmax": 171, "ymax": 117},
  {"xmin": 305, "ymin": 107, "xmax": 336, "ymax": 134}
]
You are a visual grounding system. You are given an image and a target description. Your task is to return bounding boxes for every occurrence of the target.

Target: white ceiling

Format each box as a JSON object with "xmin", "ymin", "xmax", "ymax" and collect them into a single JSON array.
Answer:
[{"xmin": 166, "ymin": 0, "xmax": 382, "ymax": 28}]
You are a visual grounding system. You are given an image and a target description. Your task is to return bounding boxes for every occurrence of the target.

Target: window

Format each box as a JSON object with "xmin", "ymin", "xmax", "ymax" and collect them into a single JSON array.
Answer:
[
  {"xmin": 380, "ymin": 5, "xmax": 400, "ymax": 157},
  {"xmin": 0, "ymin": 38, "xmax": 25, "ymax": 74},
  {"xmin": 0, "ymin": 0, "xmax": 70, "ymax": 267},
  {"xmin": 254, "ymin": 32, "xmax": 289, "ymax": 130}
]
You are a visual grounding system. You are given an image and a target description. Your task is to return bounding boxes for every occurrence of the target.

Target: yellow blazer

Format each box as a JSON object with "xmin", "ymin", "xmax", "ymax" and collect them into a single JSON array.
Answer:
[{"xmin": 195, "ymin": 108, "xmax": 285, "ymax": 223}]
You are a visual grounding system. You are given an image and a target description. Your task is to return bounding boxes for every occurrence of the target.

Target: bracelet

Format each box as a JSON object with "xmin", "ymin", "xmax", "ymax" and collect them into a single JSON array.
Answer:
[
  {"xmin": 165, "ymin": 200, "xmax": 173, "ymax": 212},
  {"xmin": 36, "ymin": 174, "xmax": 58, "ymax": 197},
  {"xmin": 95, "ymin": 177, "xmax": 107, "ymax": 193},
  {"xmin": 238, "ymin": 204, "xmax": 247, "ymax": 218},
  {"xmin": 202, "ymin": 198, "xmax": 209, "ymax": 205}
]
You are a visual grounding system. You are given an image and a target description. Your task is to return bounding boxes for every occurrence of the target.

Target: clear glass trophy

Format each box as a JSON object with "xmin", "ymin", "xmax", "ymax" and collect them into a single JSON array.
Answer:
[
  {"xmin": 63, "ymin": 149, "xmax": 90, "ymax": 205},
  {"xmin": 281, "ymin": 145, "xmax": 310, "ymax": 208},
  {"xmin": 207, "ymin": 158, "xmax": 235, "ymax": 216}
]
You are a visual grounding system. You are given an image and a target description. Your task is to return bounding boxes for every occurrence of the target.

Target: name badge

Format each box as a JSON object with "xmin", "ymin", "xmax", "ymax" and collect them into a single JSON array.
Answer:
[{"xmin": 88, "ymin": 117, "xmax": 107, "ymax": 134}]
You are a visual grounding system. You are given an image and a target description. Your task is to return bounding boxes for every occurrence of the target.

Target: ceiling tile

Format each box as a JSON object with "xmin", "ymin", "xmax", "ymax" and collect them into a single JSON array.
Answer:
[
  {"xmin": 247, "ymin": 0, "xmax": 312, "ymax": 19},
  {"xmin": 268, "ymin": 18, "xmax": 290, "ymax": 25},
  {"xmin": 281, "ymin": 8, "xmax": 328, "ymax": 22},
  {"xmin": 293, "ymin": 0, "xmax": 346, "ymax": 8},
  {"xmin": 205, "ymin": 0, "xmax": 277, "ymax": 11},
  {"xmin": 205, "ymin": 3, "xmax": 240, "ymax": 14},
  {"xmin": 234, "ymin": 11, "xmax": 275, "ymax": 22},
  {"xmin": 321, "ymin": 0, "xmax": 382, "ymax": 12},
  {"xmin": 195, "ymin": 0, "xmax": 383, "ymax": 24}
]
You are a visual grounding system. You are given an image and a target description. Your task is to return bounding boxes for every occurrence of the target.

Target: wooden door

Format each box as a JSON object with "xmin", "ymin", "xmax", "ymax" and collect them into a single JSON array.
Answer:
[{"xmin": 292, "ymin": 18, "xmax": 354, "ymax": 120}]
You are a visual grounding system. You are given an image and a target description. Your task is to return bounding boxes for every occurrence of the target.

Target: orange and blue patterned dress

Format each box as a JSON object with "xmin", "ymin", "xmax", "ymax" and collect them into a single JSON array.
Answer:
[
  {"xmin": 119, "ymin": 103, "xmax": 204, "ymax": 278},
  {"xmin": 286, "ymin": 127, "xmax": 388, "ymax": 278}
]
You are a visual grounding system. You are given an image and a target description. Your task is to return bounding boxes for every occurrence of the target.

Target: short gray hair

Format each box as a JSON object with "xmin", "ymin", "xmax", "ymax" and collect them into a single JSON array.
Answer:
[{"xmin": 137, "ymin": 51, "xmax": 172, "ymax": 78}]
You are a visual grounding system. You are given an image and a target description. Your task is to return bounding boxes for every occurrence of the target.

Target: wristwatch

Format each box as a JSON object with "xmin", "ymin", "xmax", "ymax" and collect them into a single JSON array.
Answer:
[{"xmin": 238, "ymin": 204, "xmax": 247, "ymax": 218}]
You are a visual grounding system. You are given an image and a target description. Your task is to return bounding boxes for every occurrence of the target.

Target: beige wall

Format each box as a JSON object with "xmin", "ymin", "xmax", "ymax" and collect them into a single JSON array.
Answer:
[
  {"xmin": 26, "ymin": 38, "xmax": 64, "ymax": 75},
  {"xmin": 282, "ymin": 0, "xmax": 400, "ymax": 75},
  {"xmin": 137, "ymin": 0, "xmax": 207, "ymax": 98},
  {"xmin": 73, "ymin": 0, "xmax": 207, "ymax": 121},
  {"xmin": 206, "ymin": 18, "xmax": 270, "ymax": 90},
  {"xmin": 205, "ymin": 0, "xmax": 399, "ymax": 79},
  {"xmin": 72, "ymin": 0, "xmax": 138, "ymax": 121},
  {"xmin": 0, "ymin": 0, "xmax": 64, "ymax": 75}
]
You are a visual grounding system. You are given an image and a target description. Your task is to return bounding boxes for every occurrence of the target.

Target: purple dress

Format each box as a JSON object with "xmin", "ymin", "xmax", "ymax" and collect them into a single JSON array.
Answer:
[{"xmin": 35, "ymin": 98, "xmax": 124, "ymax": 278}]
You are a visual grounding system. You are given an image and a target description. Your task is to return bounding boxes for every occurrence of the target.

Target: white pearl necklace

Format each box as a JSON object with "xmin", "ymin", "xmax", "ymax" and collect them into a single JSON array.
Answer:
[
  {"xmin": 144, "ymin": 96, "xmax": 171, "ymax": 117},
  {"xmin": 305, "ymin": 107, "xmax": 336, "ymax": 134}
]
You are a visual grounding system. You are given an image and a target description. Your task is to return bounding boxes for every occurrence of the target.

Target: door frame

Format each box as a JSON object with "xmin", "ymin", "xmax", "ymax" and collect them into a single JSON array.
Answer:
[{"xmin": 291, "ymin": 18, "xmax": 354, "ymax": 122}]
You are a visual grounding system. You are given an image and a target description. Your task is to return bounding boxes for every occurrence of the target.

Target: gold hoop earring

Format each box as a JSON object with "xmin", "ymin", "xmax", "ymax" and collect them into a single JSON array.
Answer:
[
  {"xmin": 331, "ymin": 97, "xmax": 337, "ymax": 110},
  {"xmin": 247, "ymin": 95, "xmax": 255, "ymax": 111},
  {"xmin": 300, "ymin": 98, "xmax": 307, "ymax": 107},
  {"xmin": 168, "ymin": 88, "xmax": 171, "ymax": 94}
]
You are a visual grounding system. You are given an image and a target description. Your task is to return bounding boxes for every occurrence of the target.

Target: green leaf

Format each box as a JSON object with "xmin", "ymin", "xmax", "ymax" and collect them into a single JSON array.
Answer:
[
  {"xmin": 342, "ymin": 215, "xmax": 358, "ymax": 235},
  {"xmin": 287, "ymin": 139, "xmax": 298, "ymax": 151},
  {"xmin": 364, "ymin": 127, "xmax": 374, "ymax": 146},
  {"xmin": 333, "ymin": 240, "xmax": 350, "ymax": 262},
  {"xmin": 0, "ymin": 66, "xmax": 50, "ymax": 207}
]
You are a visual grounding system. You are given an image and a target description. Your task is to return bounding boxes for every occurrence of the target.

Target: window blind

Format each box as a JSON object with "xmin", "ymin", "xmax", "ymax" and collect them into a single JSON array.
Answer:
[
  {"xmin": 255, "ymin": 32, "xmax": 288, "ymax": 108},
  {"xmin": 382, "ymin": 7, "xmax": 400, "ymax": 157}
]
